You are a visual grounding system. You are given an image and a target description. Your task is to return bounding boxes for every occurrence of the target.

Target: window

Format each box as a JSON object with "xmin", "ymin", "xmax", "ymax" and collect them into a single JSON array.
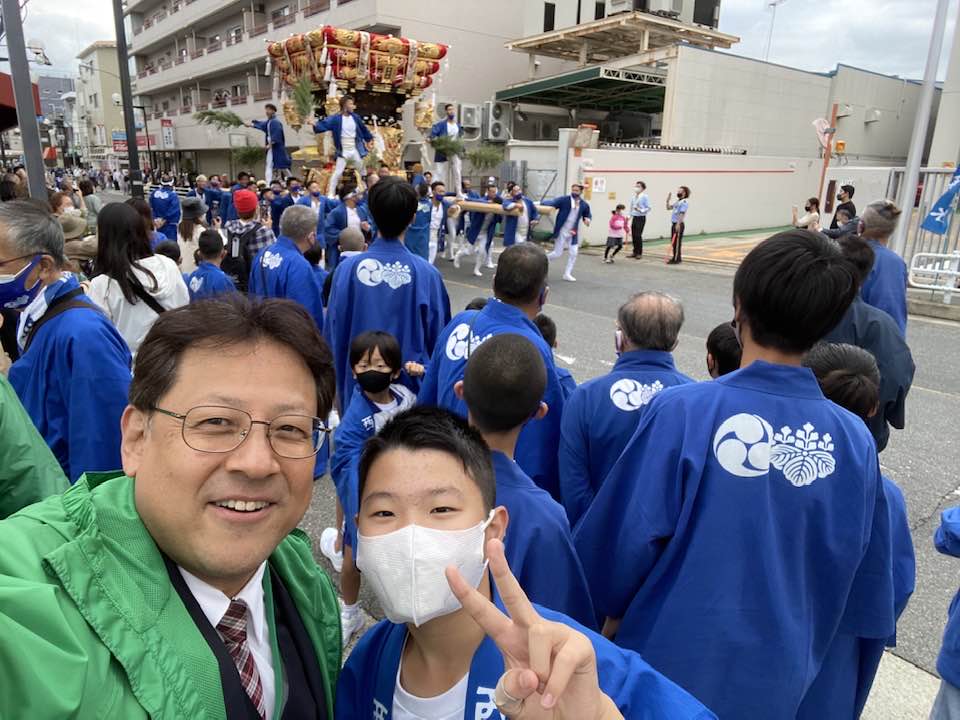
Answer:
[
  {"xmin": 162, "ymin": 100, "xmax": 170, "ymax": 110},
  {"xmin": 230, "ymin": 83, "xmax": 247, "ymax": 98},
  {"xmin": 543, "ymin": 2, "xmax": 555, "ymax": 31},
  {"xmin": 89, "ymin": 93, "xmax": 98, "ymax": 108},
  {"xmin": 270, "ymin": 5, "xmax": 290, "ymax": 21},
  {"xmin": 229, "ymin": 26, "xmax": 242, "ymax": 43},
  {"xmin": 595, "ymin": 1, "xmax": 605, "ymax": 19},
  {"xmin": 208, "ymin": 34, "xmax": 221, "ymax": 45}
]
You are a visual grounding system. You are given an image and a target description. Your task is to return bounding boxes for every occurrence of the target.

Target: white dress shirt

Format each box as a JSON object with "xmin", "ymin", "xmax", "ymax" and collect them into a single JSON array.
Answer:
[
  {"xmin": 341, "ymin": 113, "xmax": 357, "ymax": 152},
  {"xmin": 445, "ymin": 120, "xmax": 459, "ymax": 138},
  {"xmin": 346, "ymin": 205, "xmax": 361, "ymax": 229},
  {"xmin": 180, "ymin": 563, "xmax": 277, "ymax": 719}
]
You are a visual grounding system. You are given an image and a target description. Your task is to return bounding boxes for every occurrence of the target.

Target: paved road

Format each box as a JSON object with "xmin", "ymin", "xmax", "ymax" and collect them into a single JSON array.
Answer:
[{"xmin": 299, "ymin": 239, "xmax": 958, "ymax": 711}]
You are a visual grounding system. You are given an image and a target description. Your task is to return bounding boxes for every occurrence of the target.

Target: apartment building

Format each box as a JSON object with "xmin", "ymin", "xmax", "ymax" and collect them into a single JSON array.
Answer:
[
  {"xmin": 126, "ymin": 0, "xmax": 573, "ymax": 174},
  {"xmin": 76, "ymin": 41, "xmax": 126, "ymax": 168}
]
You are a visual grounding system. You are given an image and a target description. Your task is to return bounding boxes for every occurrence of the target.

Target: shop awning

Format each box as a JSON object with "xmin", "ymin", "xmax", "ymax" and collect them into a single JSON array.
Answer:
[
  {"xmin": 496, "ymin": 65, "xmax": 666, "ymax": 112},
  {"xmin": 0, "ymin": 72, "xmax": 41, "ymax": 132}
]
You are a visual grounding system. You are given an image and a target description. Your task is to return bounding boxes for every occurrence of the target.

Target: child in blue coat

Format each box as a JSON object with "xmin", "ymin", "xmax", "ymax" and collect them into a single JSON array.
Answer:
[
  {"xmin": 319, "ymin": 330, "xmax": 415, "ymax": 646},
  {"xmin": 187, "ymin": 230, "xmax": 235, "ymax": 302}
]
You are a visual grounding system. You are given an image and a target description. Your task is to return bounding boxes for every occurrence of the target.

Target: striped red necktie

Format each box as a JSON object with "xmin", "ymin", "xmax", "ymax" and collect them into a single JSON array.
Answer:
[{"xmin": 216, "ymin": 599, "xmax": 267, "ymax": 720}]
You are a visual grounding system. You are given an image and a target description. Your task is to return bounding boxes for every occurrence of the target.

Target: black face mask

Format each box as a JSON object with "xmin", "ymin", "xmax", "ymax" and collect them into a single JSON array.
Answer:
[
  {"xmin": 804, "ymin": 205, "xmax": 811, "ymax": 212},
  {"xmin": 356, "ymin": 370, "xmax": 393, "ymax": 394},
  {"xmin": 837, "ymin": 193, "xmax": 845, "ymax": 201}
]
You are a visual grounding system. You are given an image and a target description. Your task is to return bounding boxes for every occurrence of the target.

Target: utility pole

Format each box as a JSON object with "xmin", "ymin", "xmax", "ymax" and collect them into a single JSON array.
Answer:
[
  {"xmin": 763, "ymin": 0, "xmax": 787, "ymax": 63},
  {"xmin": 892, "ymin": 0, "xmax": 951, "ymax": 256},
  {"xmin": 2, "ymin": 0, "xmax": 47, "ymax": 198},
  {"xmin": 111, "ymin": 0, "xmax": 144, "ymax": 197}
]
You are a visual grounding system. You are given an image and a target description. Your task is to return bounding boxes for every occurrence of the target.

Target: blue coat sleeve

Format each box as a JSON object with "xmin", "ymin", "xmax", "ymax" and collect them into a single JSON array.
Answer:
[
  {"xmin": 416, "ymin": 336, "xmax": 445, "ymax": 406},
  {"xmin": 313, "ymin": 116, "xmax": 335, "ymax": 134},
  {"xmin": 423, "ymin": 269, "xmax": 452, "ymax": 359},
  {"xmin": 324, "ymin": 206, "xmax": 345, "ymax": 249},
  {"xmin": 936, "ymin": 507, "xmax": 960, "ymax": 557},
  {"xmin": 558, "ymin": 387, "xmax": 594, "ymax": 527},
  {"xmin": 330, "ymin": 396, "xmax": 371, "ymax": 518},
  {"xmin": 574, "ymin": 396, "xmax": 683, "ymax": 619},
  {"xmin": 252, "ymin": 119, "xmax": 266, "ymax": 132},
  {"xmin": 582, "ymin": 200, "xmax": 592, "ymax": 221}
]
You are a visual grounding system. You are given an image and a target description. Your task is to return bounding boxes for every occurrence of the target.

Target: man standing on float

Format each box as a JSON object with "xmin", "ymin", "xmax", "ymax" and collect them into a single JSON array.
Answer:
[{"xmin": 314, "ymin": 95, "xmax": 373, "ymax": 198}]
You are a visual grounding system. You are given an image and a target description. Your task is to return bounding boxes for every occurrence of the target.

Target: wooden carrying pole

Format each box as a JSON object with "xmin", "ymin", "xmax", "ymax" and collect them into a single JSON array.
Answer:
[{"xmin": 454, "ymin": 200, "xmax": 557, "ymax": 217}]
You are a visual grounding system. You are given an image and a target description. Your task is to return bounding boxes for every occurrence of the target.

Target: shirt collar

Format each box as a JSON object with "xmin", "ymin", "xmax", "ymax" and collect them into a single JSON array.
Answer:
[
  {"xmin": 17, "ymin": 272, "xmax": 78, "ymax": 351},
  {"xmin": 613, "ymin": 349, "xmax": 677, "ymax": 372},
  {"xmin": 717, "ymin": 360, "xmax": 825, "ymax": 400},
  {"xmin": 489, "ymin": 450, "xmax": 535, "ymax": 488},
  {"xmin": 484, "ymin": 298, "xmax": 531, "ymax": 325},
  {"xmin": 179, "ymin": 562, "xmax": 268, "ymax": 646}
]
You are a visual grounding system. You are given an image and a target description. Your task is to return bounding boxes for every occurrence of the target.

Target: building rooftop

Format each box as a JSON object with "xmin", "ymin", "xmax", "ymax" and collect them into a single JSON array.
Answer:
[{"xmin": 76, "ymin": 41, "xmax": 117, "ymax": 59}]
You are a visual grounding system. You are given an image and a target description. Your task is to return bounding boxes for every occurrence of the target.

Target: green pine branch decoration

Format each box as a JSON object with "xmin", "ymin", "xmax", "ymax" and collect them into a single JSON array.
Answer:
[
  {"xmin": 292, "ymin": 76, "xmax": 315, "ymax": 127},
  {"xmin": 466, "ymin": 143, "xmax": 504, "ymax": 171},
  {"xmin": 363, "ymin": 147, "xmax": 382, "ymax": 169},
  {"xmin": 194, "ymin": 109, "xmax": 245, "ymax": 131},
  {"xmin": 429, "ymin": 134, "xmax": 465, "ymax": 158},
  {"xmin": 232, "ymin": 146, "xmax": 266, "ymax": 168}
]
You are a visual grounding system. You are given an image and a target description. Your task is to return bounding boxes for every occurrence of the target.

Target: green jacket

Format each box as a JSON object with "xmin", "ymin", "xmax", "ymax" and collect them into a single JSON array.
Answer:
[
  {"xmin": 0, "ymin": 472, "xmax": 341, "ymax": 718},
  {"xmin": 0, "ymin": 373, "xmax": 68, "ymax": 519}
]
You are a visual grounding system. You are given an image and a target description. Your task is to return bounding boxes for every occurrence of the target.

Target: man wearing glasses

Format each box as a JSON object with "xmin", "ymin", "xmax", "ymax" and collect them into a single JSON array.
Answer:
[{"xmin": 0, "ymin": 294, "xmax": 342, "ymax": 718}]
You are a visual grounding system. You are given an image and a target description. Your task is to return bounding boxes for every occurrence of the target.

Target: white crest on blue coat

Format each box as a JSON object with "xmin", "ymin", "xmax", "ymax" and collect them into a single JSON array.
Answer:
[
  {"xmin": 712, "ymin": 413, "xmax": 774, "ymax": 478},
  {"xmin": 609, "ymin": 378, "xmax": 664, "ymax": 412},
  {"xmin": 770, "ymin": 422, "xmax": 836, "ymax": 486},
  {"xmin": 261, "ymin": 250, "xmax": 282, "ymax": 270}
]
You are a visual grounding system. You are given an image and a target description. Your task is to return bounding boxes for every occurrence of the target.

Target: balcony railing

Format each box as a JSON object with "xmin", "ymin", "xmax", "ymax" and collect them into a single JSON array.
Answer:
[
  {"xmin": 253, "ymin": 89, "xmax": 273, "ymax": 102},
  {"xmin": 190, "ymin": 49, "xmax": 205, "ymax": 59},
  {"xmin": 174, "ymin": 57, "xmax": 185, "ymax": 65},
  {"xmin": 272, "ymin": 14, "xmax": 295, "ymax": 28},
  {"xmin": 303, "ymin": 0, "xmax": 330, "ymax": 17},
  {"xmin": 249, "ymin": 23, "xmax": 268, "ymax": 37},
  {"xmin": 180, "ymin": 105, "xmax": 192, "ymax": 114},
  {"xmin": 229, "ymin": 95, "xmax": 248, "ymax": 106},
  {"xmin": 211, "ymin": 98, "xmax": 228, "ymax": 109},
  {"xmin": 207, "ymin": 41, "xmax": 222, "ymax": 53}
]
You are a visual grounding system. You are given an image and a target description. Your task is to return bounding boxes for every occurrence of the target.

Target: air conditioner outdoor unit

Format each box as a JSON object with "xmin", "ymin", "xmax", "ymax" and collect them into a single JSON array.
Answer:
[
  {"xmin": 460, "ymin": 103, "xmax": 482, "ymax": 130},
  {"xmin": 647, "ymin": 0, "xmax": 682, "ymax": 17},
  {"xmin": 483, "ymin": 100, "xmax": 513, "ymax": 143},
  {"xmin": 435, "ymin": 100, "xmax": 454, "ymax": 119},
  {"xmin": 864, "ymin": 107, "xmax": 881, "ymax": 123}
]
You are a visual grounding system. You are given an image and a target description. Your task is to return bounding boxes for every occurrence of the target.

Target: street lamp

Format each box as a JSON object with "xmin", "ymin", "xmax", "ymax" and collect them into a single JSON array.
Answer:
[{"xmin": 763, "ymin": 0, "xmax": 787, "ymax": 63}]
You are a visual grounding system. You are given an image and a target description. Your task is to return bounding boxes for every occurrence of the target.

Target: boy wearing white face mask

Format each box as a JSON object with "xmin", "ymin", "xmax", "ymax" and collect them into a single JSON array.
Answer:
[
  {"xmin": 319, "ymin": 330, "xmax": 415, "ymax": 646},
  {"xmin": 336, "ymin": 405, "xmax": 716, "ymax": 720}
]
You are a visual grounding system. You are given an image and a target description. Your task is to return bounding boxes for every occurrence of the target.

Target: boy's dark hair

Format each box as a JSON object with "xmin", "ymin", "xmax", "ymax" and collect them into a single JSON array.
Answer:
[
  {"xmin": 463, "ymin": 334, "xmax": 546, "ymax": 435},
  {"xmin": 533, "ymin": 313, "xmax": 557, "ymax": 348},
  {"xmin": 614, "ymin": 204, "xmax": 625, "ymax": 212},
  {"xmin": 803, "ymin": 342, "xmax": 879, "ymax": 421},
  {"xmin": 132, "ymin": 295, "xmax": 335, "ymax": 418},
  {"xmin": 733, "ymin": 230, "xmax": 857, "ymax": 353},
  {"xmin": 339, "ymin": 95, "xmax": 354, "ymax": 109},
  {"xmin": 636, "ymin": 181, "xmax": 646, "ymax": 190},
  {"xmin": 841, "ymin": 184, "xmax": 855, "ymax": 198},
  {"xmin": 286, "ymin": 177, "xmax": 301, "ymax": 187},
  {"xmin": 838, "ymin": 234, "xmax": 875, "ymax": 287},
  {"xmin": 493, "ymin": 243, "xmax": 548, "ymax": 305},
  {"xmin": 359, "ymin": 406, "xmax": 496, "ymax": 511},
  {"xmin": 707, "ymin": 322, "xmax": 742, "ymax": 376},
  {"xmin": 197, "ymin": 229, "xmax": 225, "ymax": 259},
  {"xmin": 302, "ymin": 242, "xmax": 323, "ymax": 266},
  {"xmin": 349, "ymin": 330, "xmax": 402, "ymax": 372},
  {"xmin": 367, "ymin": 176, "xmax": 417, "ymax": 238},
  {"xmin": 265, "ymin": 103, "xmax": 277, "ymax": 112},
  {"xmin": 416, "ymin": 182, "xmax": 429, "ymax": 199},
  {"xmin": 154, "ymin": 240, "xmax": 181, "ymax": 262},
  {"xmin": 444, "ymin": 103, "xmax": 455, "ymax": 111},
  {"xmin": 465, "ymin": 297, "xmax": 488, "ymax": 311},
  {"xmin": 237, "ymin": 172, "xmax": 250, "ymax": 181}
]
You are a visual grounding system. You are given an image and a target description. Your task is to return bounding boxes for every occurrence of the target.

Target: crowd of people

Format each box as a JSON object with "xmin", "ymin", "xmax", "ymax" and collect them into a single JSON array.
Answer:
[{"xmin": 0, "ymin": 139, "xmax": 950, "ymax": 720}]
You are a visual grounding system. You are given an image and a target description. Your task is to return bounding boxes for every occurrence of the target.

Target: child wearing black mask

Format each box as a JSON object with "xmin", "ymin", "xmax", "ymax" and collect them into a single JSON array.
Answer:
[{"xmin": 320, "ymin": 330, "xmax": 416, "ymax": 645}]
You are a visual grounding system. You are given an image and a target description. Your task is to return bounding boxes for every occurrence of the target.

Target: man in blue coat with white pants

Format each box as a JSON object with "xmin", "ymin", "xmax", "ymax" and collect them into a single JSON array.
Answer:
[
  {"xmin": 313, "ymin": 95, "xmax": 373, "ymax": 199},
  {"xmin": 545, "ymin": 183, "xmax": 591, "ymax": 282},
  {"xmin": 250, "ymin": 103, "xmax": 291, "ymax": 183},
  {"xmin": 429, "ymin": 103, "xmax": 464, "ymax": 198}
]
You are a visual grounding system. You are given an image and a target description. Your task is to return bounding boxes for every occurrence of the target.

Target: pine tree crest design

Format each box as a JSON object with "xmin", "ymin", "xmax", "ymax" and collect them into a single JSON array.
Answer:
[{"xmin": 770, "ymin": 422, "xmax": 836, "ymax": 487}]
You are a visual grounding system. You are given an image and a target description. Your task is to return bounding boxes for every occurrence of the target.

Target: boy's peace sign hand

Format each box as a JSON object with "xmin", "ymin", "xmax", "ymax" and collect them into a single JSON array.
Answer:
[{"xmin": 445, "ymin": 539, "xmax": 622, "ymax": 720}]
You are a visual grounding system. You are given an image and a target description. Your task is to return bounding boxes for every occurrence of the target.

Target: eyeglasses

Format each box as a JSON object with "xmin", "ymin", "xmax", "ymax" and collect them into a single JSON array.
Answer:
[
  {"xmin": 0, "ymin": 253, "xmax": 35, "ymax": 269},
  {"xmin": 153, "ymin": 405, "xmax": 330, "ymax": 459}
]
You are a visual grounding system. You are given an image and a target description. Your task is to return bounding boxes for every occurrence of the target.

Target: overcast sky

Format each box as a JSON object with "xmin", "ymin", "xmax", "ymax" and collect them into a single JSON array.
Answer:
[{"xmin": 4, "ymin": 0, "xmax": 958, "ymax": 81}]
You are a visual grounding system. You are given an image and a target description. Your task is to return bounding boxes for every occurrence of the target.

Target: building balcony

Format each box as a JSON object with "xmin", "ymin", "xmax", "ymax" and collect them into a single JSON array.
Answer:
[{"xmin": 130, "ymin": 0, "xmax": 245, "ymax": 56}]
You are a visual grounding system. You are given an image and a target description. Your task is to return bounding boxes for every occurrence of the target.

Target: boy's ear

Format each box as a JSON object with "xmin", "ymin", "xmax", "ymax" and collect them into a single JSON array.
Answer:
[
  {"xmin": 453, "ymin": 380, "xmax": 465, "ymax": 400},
  {"xmin": 535, "ymin": 401, "xmax": 548, "ymax": 420},
  {"xmin": 485, "ymin": 506, "xmax": 508, "ymax": 545}
]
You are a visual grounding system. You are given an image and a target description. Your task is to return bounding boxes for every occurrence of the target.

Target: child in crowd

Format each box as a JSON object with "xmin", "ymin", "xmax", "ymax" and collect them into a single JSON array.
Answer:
[
  {"xmin": 604, "ymin": 204, "xmax": 629, "ymax": 263},
  {"xmin": 321, "ymin": 226, "xmax": 367, "ymax": 306},
  {"xmin": 465, "ymin": 297, "xmax": 488, "ymax": 311},
  {"xmin": 706, "ymin": 321, "xmax": 742, "ymax": 378},
  {"xmin": 534, "ymin": 313, "xmax": 577, "ymax": 400},
  {"xmin": 186, "ymin": 230, "xmax": 235, "ymax": 302},
  {"xmin": 154, "ymin": 240, "xmax": 190, "ymax": 288},
  {"xmin": 303, "ymin": 243, "xmax": 328, "ymax": 302},
  {"xmin": 320, "ymin": 330, "xmax": 416, "ymax": 646}
]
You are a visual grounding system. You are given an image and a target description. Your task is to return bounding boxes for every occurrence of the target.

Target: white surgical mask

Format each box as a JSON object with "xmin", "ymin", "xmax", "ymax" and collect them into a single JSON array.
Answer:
[{"xmin": 356, "ymin": 511, "xmax": 494, "ymax": 627}]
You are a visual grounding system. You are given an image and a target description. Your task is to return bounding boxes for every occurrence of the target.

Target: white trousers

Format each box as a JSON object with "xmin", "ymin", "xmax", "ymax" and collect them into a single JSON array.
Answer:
[
  {"xmin": 428, "ymin": 227, "xmax": 440, "ymax": 264},
  {"xmin": 435, "ymin": 154, "xmax": 463, "ymax": 196},
  {"xmin": 327, "ymin": 147, "xmax": 364, "ymax": 198},
  {"xmin": 445, "ymin": 217, "xmax": 458, "ymax": 258},
  {"xmin": 547, "ymin": 228, "xmax": 579, "ymax": 276},
  {"xmin": 265, "ymin": 147, "xmax": 273, "ymax": 185}
]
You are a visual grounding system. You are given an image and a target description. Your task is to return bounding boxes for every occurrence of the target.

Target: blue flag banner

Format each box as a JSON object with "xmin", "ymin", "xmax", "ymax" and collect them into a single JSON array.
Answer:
[{"xmin": 921, "ymin": 167, "xmax": 960, "ymax": 235}]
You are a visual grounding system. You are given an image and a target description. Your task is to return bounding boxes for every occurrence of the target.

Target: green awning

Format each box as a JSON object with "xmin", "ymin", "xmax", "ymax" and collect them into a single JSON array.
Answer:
[{"xmin": 496, "ymin": 65, "xmax": 665, "ymax": 113}]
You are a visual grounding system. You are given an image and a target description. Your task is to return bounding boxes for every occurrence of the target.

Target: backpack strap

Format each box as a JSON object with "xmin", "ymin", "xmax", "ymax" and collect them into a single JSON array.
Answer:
[
  {"xmin": 23, "ymin": 287, "xmax": 98, "ymax": 354},
  {"xmin": 129, "ymin": 275, "xmax": 167, "ymax": 315}
]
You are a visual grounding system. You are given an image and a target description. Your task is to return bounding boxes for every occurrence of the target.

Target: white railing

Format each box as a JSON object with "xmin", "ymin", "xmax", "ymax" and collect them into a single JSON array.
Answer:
[{"xmin": 910, "ymin": 252, "xmax": 960, "ymax": 305}]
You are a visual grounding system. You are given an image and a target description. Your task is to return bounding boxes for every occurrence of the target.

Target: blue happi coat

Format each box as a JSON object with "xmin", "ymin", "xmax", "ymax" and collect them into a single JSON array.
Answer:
[
  {"xmin": 501, "ymin": 195, "xmax": 539, "ymax": 246},
  {"xmin": 559, "ymin": 350, "xmax": 693, "ymax": 526},
  {"xmin": 331, "ymin": 385, "xmax": 416, "ymax": 549},
  {"xmin": 149, "ymin": 185, "xmax": 181, "ymax": 240},
  {"xmin": 187, "ymin": 262, "xmax": 236, "ymax": 302},
  {"xmin": 252, "ymin": 116, "xmax": 291, "ymax": 170},
  {"xmin": 335, "ymin": 586, "xmax": 716, "ymax": 720},
  {"xmin": 825, "ymin": 296, "xmax": 915, "ymax": 452},
  {"xmin": 429, "ymin": 118, "xmax": 464, "ymax": 162},
  {"xmin": 313, "ymin": 112, "xmax": 373, "ymax": 157},
  {"xmin": 491, "ymin": 450, "xmax": 595, "ymax": 629},
  {"xmin": 557, "ymin": 365, "xmax": 576, "ymax": 400},
  {"xmin": 465, "ymin": 195, "xmax": 502, "ymax": 248},
  {"xmin": 9, "ymin": 276, "xmax": 132, "ymax": 483},
  {"xmin": 574, "ymin": 361, "xmax": 896, "ymax": 719},
  {"xmin": 418, "ymin": 300, "xmax": 565, "ymax": 500},
  {"xmin": 324, "ymin": 238, "xmax": 451, "ymax": 412},
  {"xmin": 248, "ymin": 236, "xmax": 324, "ymax": 332},
  {"xmin": 405, "ymin": 196, "xmax": 432, "ymax": 260},
  {"xmin": 544, "ymin": 194, "xmax": 591, "ymax": 242},
  {"xmin": 861, "ymin": 239, "xmax": 908, "ymax": 335},
  {"xmin": 935, "ymin": 507, "xmax": 960, "ymax": 690},
  {"xmin": 797, "ymin": 474, "xmax": 914, "ymax": 719},
  {"xmin": 297, "ymin": 194, "xmax": 340, "ymax": 248},
  {"xmin": 323, "ymin": 202, "xmax": 374, "ymax": 270}
]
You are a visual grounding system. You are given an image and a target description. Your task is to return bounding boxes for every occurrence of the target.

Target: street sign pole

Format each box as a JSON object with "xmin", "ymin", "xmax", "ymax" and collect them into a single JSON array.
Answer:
[
  {"xmin": 111, "ymin": 0, "xmax": 144, "ymax": 197},
  {"xmin": 1, "ymin": 0, "xmax": 47, "ymax": 198}
]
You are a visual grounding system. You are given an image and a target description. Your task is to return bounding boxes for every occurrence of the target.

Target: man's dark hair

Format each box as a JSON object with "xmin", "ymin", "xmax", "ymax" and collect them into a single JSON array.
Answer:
[
  {"xmin": 198, "ymin": 229, "xmax": 225, "ymax": 259},
  {"xmin": 359, "ymin": 406, "xmax": 495, "ymax": 511},
  {"xmin": 339, "ymin": 95, "xmax": 354, "ymax": 109},
  {"xmin": 617, "ymin": 291, "xmax": 684, "ymax": 351},
  {"xmin": 424, "ymin": 171, "xmax": 432, "ymax": 179},
  {"xmin": 733, "ymin": 229, "xmax": 857, "ymax": 353},
  {"xmin": 465, "ymin": 297, "xmax": 488, "ymax": 311},
  {"xmin": 444, "ymin": 103, "xmax": 455, "ymax": 111},
  {"xmin": 237, "ymin": 172, "xmax": 250, "ymax": 181},
  {"xmin": 841, "ymin": 184, "xmax": 855, "ymax": 198},
  {"xmin": 78, "ymin": 180, "xmax": 95, "ymax": 197},
  {"xmin": 367, "ymin": 176, "xmax": 417, "ymax": 238},
  {"xmin": 430, "ymin": 181, "xmax": 445, "ymax": 193},
  {"xmin": 286, "ymin": 176, "xmax": 301, "ymax": 187},
  {"xmin": 131, "ymin": 295, "xmax": 335, "ymax": 417},
  {"xmin": 533, "ymin": 313, "xmax": 557, "ymax": 348},
  {"xmin": 416, "ymin": 182, "xmax": 429, "ymax": 199},
  {"xmin": 265, "ymin": 103, "xmax": 277, "ymax": 112},
  {"xmin": 679, "ymin": 185, "xmax": 691, "ymax": 199},
  {"xmin": 493, "ymin": 243, "xmax": 548, "ymax": 305},
  {"xmin": 95, "ymin": 202, "xmax": 157, "ymax": 305},
  {"xmin": 302, "ymin": 242, "xmax": 323, "ymax": 266},
  {"xmin": 463, "ymin": 334, "xmax": 546, "ymax": 435},
  {"xmin": 803, "ymin": 342, "xmax": 879, "ymax": 421},
  {"xmin": 637, "ymin": 180, "xmax": 646, "ymax": 190},
  {"xmin": 154, "ymin": 240, "xmax": 181, "ymax": 263},
  {"xmin": 838, "ymin": 235, "xmax": 875, "ymax": 287},
  {"xmin": 0, "ymin": 179, "xmax": 16, "ymax": 202},
  {"xmin": 707, "ymin": 322, "xmax": 742, "ymax": 376},
  {"xmin": 349, "ymin": 330, "xmax": 402, "ymax": 372}
]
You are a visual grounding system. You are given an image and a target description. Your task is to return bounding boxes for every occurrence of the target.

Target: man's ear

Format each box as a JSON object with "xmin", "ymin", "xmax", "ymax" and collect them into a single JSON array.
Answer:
[
  {"xmin": 706, "ymin": 352, "xmax": 716, "ymax": 376},
  {"xmin": 535, "ymin": 401, "xmax": 548, "ymax": 421},
  {"xmin": 453, "ymin": 380, "xmax": 465, "ymax": 400},
  {"xmin": 120, "ymin": 405, "xmax": 149, "ymax": 478},
  {"xmin": 485, "ymin": 506, "xmax": 508, "ymax": 545},
  {"xmin": 867, "ymin": 402, "xmax": 880, "ymax": 419}
]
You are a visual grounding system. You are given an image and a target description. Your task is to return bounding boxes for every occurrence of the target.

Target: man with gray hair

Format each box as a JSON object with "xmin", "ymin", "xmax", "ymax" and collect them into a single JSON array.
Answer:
[
  {"xmin": 859, "ymin": 199, "xmax": 908, "ymax": 335},
  {"xmin": 558, "ymin": 291, "xmax": 693, "ymax": 525},
  {"xmin": 248, "ymin": 203, "xmax": 324, "ymax": 332},
  {"xmin": 1, "ymin": 200, "xmax": 132, "ymax": 483}
]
